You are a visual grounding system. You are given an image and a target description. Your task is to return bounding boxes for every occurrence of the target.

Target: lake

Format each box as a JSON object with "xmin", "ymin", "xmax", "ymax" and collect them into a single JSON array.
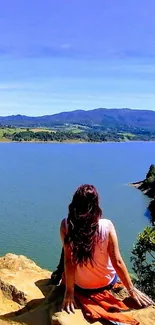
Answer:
[{"xmin": 0, "ymin": 142, "xmax": 154, "ymax": 272}]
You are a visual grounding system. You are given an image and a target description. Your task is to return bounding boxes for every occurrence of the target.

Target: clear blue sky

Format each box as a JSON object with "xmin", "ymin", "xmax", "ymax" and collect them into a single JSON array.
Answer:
[{"xmin": 0, "ymin": 0, "xmax": 155, "ymax": 116}]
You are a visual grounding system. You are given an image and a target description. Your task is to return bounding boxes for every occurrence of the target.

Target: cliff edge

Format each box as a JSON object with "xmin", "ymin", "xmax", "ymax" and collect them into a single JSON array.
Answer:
[{"xmin": 0, "ymin": 253, "xmax": 155, "ymax": 325}]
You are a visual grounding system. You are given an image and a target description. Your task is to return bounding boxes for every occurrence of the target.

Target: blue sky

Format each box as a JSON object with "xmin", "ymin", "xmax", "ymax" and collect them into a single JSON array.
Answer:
[{"xmin": 0, "ymin": 0, "xmax": 155, "ymax": 116}]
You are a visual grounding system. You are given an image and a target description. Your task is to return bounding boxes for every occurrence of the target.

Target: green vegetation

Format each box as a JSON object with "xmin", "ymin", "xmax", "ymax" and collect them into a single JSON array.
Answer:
[
  {"xmin": 131, "ymin": 166, "xmax": 155, "ymax": 299},
  {"xmin": 0, "ymin": 127, "xmax": 54, "ymax": 141},
  {"xmin": 145, "ymin": 164, "xmax": 155, "ymax": 185},
  {"xmin": 118, "ymin": 133, "xmax": 136, "ymax": 141},
  {"xmin": 131, "ymin": 226, "xmax": 155, "ymax": 299},
  {"xmin": 138, "ymin": 164, "xmax": 155, "ymax": 197},
  {"xmin": 2, "ymin": 108, "xmax": 155, "ymax": 142},
  {"xmin": 0, "ymin": 126, "xmax": 22, "ymax": 140},
  {"xmin": 137, "ymin": 165, "xmax": 155, "ymax": 225},
  {"xmin": 1, "ymin": 125, "xmax": 155, "ymax": 143}
]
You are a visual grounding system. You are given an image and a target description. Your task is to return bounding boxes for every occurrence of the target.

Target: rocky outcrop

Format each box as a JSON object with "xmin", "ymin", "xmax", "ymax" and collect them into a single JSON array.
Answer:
[
  {"xmin": 132, "ymin": 165, "xmax": 155, "ymax": 224},
  {"xmin": 0, "ymin": 253, "xmax": 155, "ymax": 325},
  {"xmin": 0, "ymin": 253, "xmax": 51, "ymax": 318}
]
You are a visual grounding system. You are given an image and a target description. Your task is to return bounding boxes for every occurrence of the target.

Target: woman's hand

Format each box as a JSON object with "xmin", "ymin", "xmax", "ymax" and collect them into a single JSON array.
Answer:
[
  {"xmin": 129, "ymin": 287, "xmax": 154, "ymax": 307},
  {"xmin": 62, "ymin": 290, "xmax": 76, "ymax": 314}
]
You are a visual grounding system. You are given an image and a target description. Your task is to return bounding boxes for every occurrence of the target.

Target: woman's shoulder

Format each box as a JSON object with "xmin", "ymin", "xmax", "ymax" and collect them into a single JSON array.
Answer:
[
  {"xmin": 98, "ymin": 219, "xmax": 114, "ymax": 241},
  {"xmin": 99, "ymin": 218, "xmax": 113, "ymax": 227},
  {"xmin": 99, "ymin": 218, "xmax": 114, "ymax": 234}
]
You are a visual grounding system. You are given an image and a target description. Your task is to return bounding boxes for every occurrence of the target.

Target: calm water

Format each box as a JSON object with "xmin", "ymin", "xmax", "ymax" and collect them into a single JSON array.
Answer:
[{"xmin": 0, "ymin": 142, "xmax": 154, "ymax": 272}]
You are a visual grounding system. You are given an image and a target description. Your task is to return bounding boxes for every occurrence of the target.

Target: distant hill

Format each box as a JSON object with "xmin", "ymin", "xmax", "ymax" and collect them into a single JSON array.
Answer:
[{"xmin": 0, "ymin": 108, "xmax": 155, "ymax": 129}]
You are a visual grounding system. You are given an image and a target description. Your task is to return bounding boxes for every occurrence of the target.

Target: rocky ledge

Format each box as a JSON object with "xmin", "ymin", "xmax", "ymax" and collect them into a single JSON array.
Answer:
[{"xmin": 0, "ymin": 253, "xmax": 155, "ymax": 325}]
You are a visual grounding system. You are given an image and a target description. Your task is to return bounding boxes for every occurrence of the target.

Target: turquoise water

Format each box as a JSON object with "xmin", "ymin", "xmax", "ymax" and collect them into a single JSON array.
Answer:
[{"xmin": 0, "ymin": 142, "xmax": 154, "ymax": 272}]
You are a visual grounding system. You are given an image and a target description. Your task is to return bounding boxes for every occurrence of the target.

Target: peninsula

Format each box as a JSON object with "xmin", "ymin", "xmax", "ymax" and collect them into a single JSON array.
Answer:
[{"xmin": 132, "ymin": 165, "xmax": 155, "ymax": 224}]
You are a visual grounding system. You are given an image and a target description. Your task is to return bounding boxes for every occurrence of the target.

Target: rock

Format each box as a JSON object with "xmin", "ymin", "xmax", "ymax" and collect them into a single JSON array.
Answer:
[
  {"xmin": 0, "ymin": 253, "xmax": 51, "ymax": 316},
  {"xmin": 0, "ymin": 253, "xmax": 155, "ymax": 325}
]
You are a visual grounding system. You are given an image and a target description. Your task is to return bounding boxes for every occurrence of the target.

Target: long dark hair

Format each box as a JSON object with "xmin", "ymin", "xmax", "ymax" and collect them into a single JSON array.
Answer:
[{"xmin": 65, "ymin": 184, "xmax": 102, "ymax": 266}]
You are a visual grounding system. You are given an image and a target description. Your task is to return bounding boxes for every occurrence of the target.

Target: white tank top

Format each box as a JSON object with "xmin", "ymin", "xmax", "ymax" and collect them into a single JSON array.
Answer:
[{"xmin": 66, "ymin": 218, "xmax": 116, "ymax": 289}]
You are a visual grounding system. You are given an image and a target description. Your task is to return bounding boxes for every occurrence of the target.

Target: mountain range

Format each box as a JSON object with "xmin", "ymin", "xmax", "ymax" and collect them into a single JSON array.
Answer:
[{"xmin": 0, "ymin": 108, "xmax": 155, "ymax": 130}]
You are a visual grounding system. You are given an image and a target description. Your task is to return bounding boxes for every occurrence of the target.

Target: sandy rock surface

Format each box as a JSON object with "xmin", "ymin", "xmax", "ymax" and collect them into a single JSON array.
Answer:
[{"xmin": 0, "ymin": 253, "xmax": 154, "ymax": 325}]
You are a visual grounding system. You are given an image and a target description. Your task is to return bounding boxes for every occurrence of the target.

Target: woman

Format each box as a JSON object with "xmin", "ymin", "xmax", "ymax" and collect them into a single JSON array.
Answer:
[{"xmin": 57, "ymin": 184, "xmax": 153, "ymax": 313}]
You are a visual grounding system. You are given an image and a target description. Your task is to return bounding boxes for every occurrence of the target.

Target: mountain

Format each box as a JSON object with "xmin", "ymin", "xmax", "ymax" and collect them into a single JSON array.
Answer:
[{"xmin": 0, "ymin": 108, "xmax": 155, "ymax": 129}]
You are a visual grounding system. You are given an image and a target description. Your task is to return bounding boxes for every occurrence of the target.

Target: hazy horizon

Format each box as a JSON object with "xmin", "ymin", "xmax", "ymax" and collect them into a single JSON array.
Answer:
[{"xmin": 0, "ymin": 1, "xmax": 155, "ymax": 116}]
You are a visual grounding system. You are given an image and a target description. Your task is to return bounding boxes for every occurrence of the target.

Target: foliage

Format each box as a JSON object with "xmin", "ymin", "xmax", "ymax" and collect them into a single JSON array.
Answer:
[
  {"xmin": 139, "ymin": 165, "xmax": 155, "ymax": 200},
  {"xmin": 2, "ymin": 123, "xmax": 155, "ymax": 143},
  {"xmin": 2, "ymin": 126, "xmax": 155, "ymax": 143},
  {"xmin": 131, "ymin": 226, "xmax": 155, "ymax": 299},
  {"xmin": 145, "ymin": 165, "xmax": 155, "ymax": 183},
  {"xmin": 146, "ymin": 165, "xmax": 155, "ymax": 178}
]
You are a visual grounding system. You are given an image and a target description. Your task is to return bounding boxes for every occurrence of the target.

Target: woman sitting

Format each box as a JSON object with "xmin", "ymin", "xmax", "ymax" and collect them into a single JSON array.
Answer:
[{"xmin": 52, "ymin": 184, "xmax": 153, "ymax": 313}]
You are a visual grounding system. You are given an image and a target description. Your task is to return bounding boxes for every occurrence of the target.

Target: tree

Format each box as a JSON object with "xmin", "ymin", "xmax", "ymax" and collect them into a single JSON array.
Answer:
[
  {"xmin": 131, "ymin": 226, "xmax": 155, "ymax": 299},
  {"xmin": 145, "ymin": 165, "xmax": 155, "ymax": 184}
]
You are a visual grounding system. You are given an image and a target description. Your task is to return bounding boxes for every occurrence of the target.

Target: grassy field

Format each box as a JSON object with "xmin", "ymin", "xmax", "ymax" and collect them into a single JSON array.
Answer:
[
  {"xmin": 51, "ymin": 124, "xmax": 89, "ymax": 133},
  {"xmin": 0, "ymin": 125, "xmax": 87, "ymax": 141},
  {"xmin": 0, "ymin": 126, "xmax": 138, "ymax": 142},
  {"xmin": 29, "ymin": 128, "xmax": 52, "ymax": 132},
  {"xmin": 118, "ymin": 132, "xmax": 136, "ymax": 141},
  {"xmin": 0, "ymin": 127, "xmax": 55, "ymax": 141},
  {"xmin": 0, "ymin": 127, "xmax": 21, "ymax": 137},
  {"xmin": 0, "ymin": 127, "xmax": 21, "ymax": 141}
]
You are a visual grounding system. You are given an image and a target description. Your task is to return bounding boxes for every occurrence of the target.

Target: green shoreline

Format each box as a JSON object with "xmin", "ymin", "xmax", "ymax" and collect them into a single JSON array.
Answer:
[
  {"xmin": 1, "ymin": 126, "xmax": 155, "ymax": 143},
  {"xmin": 1, "ymin": 139, "xmax": 155, "ymax": 144}
]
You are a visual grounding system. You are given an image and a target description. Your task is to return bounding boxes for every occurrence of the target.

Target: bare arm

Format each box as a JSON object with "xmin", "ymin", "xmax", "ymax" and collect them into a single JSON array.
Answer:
[
  {"xmin": 108, "ymin": 222, "xmax": 133, "ymax": 291},
  {"xmin": 108, "ymin": 221, "xmax": 154, "ymax": 307},
  {"xmin": 60, "ymin": 219, "xmax": 76, "ymax": 313}
]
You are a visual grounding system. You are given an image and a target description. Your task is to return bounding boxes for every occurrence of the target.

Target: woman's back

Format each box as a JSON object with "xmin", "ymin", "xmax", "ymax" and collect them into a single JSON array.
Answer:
[
  {"xmin": 61, "ymin": 185, "xmax": 154, "ymax": 313},
  {"xmin": 65, "ymin": 218, "xmax": 116, "ymax": 289}
]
